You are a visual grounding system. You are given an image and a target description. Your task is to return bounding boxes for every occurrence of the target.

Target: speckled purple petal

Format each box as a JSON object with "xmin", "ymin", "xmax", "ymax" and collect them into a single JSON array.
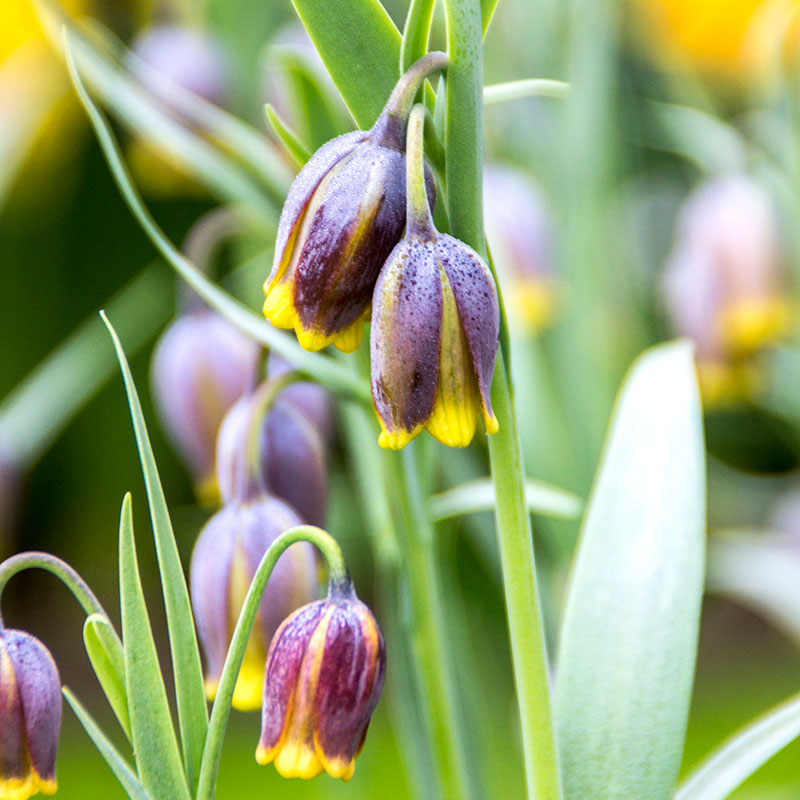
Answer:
[
  {"xmin": 261, "ymin": 400, "xmax": 328, "ymax": 527},
  {"xmin": 190, "ymin": 507, "xmax": 238, "ymax": 685},
  {"xmin": 268, "ymin": 130, "xmax": 366, "ymax": 285},
  {"xmin": 314, "ymin": 600, "xmax": 385, "ymax": 764},
  {"xmin": 435, "ymin": 235, "xmax": 500, "ymax": 419},
  {"xmin": 5, "ymin": 630, "xmax": 61, "ymax": 783},
  {"xmin": 293, "ymin": 142, "xmax": 408, "ymax": 335},
  {"xmin": 259, "ymin": 601, "xmax": 327, "ymax": 753},
  {"xmin": 0, "ymin": 635, "xmax": 26, "ymax": 782},
  {"xmin": 371, "ymin": 239, "xmax": 442, "ymax": 434}
]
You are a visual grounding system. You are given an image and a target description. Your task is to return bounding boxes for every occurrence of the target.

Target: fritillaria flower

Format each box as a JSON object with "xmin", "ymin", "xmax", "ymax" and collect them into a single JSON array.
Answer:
[
  {"xmin": 262, "ymin": 52, "xmax": 446, "ymax": 353},
  {"xmin": 0, "ymin": 629, "xmax": 61, "ymax": 800},
  {"xmin": 370, "ymin": 105, "xmax": 500, "ymax": 449},
  {"xmin": 256, "ymin": 577, "xmax": 385, "ymax": 780}
]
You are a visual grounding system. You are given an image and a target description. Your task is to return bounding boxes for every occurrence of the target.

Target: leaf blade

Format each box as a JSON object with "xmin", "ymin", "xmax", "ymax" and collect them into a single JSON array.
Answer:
[
  {"xmin": 84, "ymin": 614, "xmax": 131, "ymax": 739},
  {"xmin": 554, "ymin": 341, "xmax": 706, "ymax": 800}
]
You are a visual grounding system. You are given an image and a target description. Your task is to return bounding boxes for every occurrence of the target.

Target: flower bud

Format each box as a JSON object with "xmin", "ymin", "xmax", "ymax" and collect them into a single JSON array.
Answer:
[
  {"xmin": 0, "ymin": 628, "xmax": 61, "ymax": 800},
  {"xmin": 256, "ymin": 578, "xmax": 385, "ymax": 780},
  {"xmin": 483, "ymin": 165, "xmax": 556, "ymax": 332},
  {"xmin": 263, "ymin": 53, "xmax": 445, "ymax": 353},
  {"xmin": 190, "ymin": 495, "xmax": 318, "ymax": 711},
  {"xmin": 150, "ymin": 309, "xmax": 259, "ymax": 503},
  {"xmin": 267, "ymin": 354, "xmax": 333, "ymax": 443}
]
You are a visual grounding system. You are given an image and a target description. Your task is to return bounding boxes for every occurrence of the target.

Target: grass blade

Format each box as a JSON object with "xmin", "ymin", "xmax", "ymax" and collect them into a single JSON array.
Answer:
[
  {"xmin": 103, "ymin": 315, "xmax": 208, "ymax": 792},
  {"xmin": 554, "ymin": 341, "xmax": 706, "ymax": 800},
  {"xmin": 84, "ymin": 614, "xmax": 131, "ymax": 739},
  {"xmin": 118, "ymin": 493, "xmax": 191, "ymax": 800},
  {"xmin": 675, "ymin": 692, "xmax": 800, "ymax": 800},
  {"xmin": 265, "ymin": 104, "xmax": 311, "ymax": 166},
  {"xmin": 63, "ymin": 687, "xmax": 154, "ymax": 800}
]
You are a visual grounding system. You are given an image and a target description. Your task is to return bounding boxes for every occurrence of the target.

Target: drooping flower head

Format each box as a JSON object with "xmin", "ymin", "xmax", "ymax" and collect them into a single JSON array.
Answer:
[
  {"xmin": 263, "ymin": 52, "xmax": 446, "ymax": 353},
  {"xmin": 190, "ymin": 496, "xmax": 318, "ymax": 711},
  {"xmin": 0, "ymin": 628, "xmax": 61, "ymax": 800},
  {"xmin": 370, "ymin": 104, "xmax": 500, "ymax": 449},
  {"xmin": 256, "ymin": 576, "xmax": 385, "ymax": 780}
]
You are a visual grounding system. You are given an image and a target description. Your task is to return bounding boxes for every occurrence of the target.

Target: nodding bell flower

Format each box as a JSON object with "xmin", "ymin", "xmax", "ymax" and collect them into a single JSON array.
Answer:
[
  {"xmin": 662, "ymin": 174, "xmax": 793, "ymax": 404},
  {"xmin": 263, "ymin": 52, "xmax": 446, "ymax": 353},
  {"xmin": 371, "ymin": 105, "xmax": 500, "ymax": 449},
  {"xmin": 257, "ymin": 576, "xmax": 385, "ymax": 780},
  {"xmin": 215, "ymin": 378, "xmax": 328, "ymax": 527},
  {"xmin": 0, "ymin": 628, "xmax": 61, "ymax": 800},
  {"xmin": 150, "ymin": 308, "xmax": 259, "ymax": 504},
  {"xmin": 190, "ymin": 496, "xmax": 318, "ymax": 711}
]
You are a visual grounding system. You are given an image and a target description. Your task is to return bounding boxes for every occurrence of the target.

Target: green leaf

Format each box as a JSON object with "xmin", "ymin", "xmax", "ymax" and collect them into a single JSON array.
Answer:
[
  {"xmin": 264, "ymin": 104, "xmax": 311, "ymax": 167},
  {"xmin": 103, "ymin": 315, "xmax": 208, "ymax": 793},
  {"xmin": 291, "ymin": 0, "xmax": 401, "ymax": 128},
  {"xmin": 480, "ymin": 0, "xmax": 500, "ymax": 35},
  {"xmin": 429, "ymin": 478, "xmax": 582, "ymax": 522},
  {"xmin": 117, "ymin": 493, "xmax": 191, "ymax": 800},
  {"xmin": 63, "ymin": 687, "xmax": 154, "ymax": 800},
  {"xmin": 675, "ymin": 691, "xmax": 800, "ymax": 800},
  {"xmin": 84, "ymin": 614, "xmax": 131, "ymax": 739},
  {"xmin": 400, "ymin": 0, "xmax": 436, "ymax": 72},
  {"xmin": 483, "ymin": 79, "xmax": 570, "ymax": 104},
  {"xmin": 554, "ymin": 341, "xmax": 706, "ymax": 800}
]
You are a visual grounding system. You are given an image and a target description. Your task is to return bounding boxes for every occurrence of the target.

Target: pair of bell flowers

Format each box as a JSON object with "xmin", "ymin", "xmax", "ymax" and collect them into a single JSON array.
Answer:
[{"xmin": 263, "ymin": 52, "xmax": 500, "ymax": 450}]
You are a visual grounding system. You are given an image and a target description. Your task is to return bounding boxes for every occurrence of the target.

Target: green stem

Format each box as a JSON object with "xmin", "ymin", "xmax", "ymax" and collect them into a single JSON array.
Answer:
[
  {"xmin": 406, "ymin": 104, "xmax": 436, "ymax": 237},
  {"xmin": 443, "ymin": 1, "xmax": 562, "ymax": 797},
  {"xmin": 0, "ymin": 551, "xmax": 110, "ymax": 628},
  {"xmin": 392, "ymin": 446, "xmax": 474, "ymax": 800},
  {"xmin": 195, "ymin": 525, "xmax": 347, "ymax": 800}
]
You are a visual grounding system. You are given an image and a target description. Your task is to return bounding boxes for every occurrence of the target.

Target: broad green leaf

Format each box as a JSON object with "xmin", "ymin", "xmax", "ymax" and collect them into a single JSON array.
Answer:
[
  {"xmin": 117, "ymin": 494, "xmax": 191, "ymax": 800},
  {"xmin": 103, "ymin": 315, "xmax": 208, "ymax": 793},
  {"xmin": 265, "ymin": 104, "xmax": 311, "ymax": 166},
  {"xmin": 554, "ymin": 341, "xmax": 706, "ymax": 800},
  {"xmin": 429, "ymin": 478, "xmax": 582, "ymax": 522},
  {"xmin": 292, "ymin": 0, "xmax": 401, "ymax": 128},
  {"xmin": 675, "ymin": 691, "xmax": 800, "ymax": 800},
  {"xmin": 63, "ymin": 687, "xmax": 154, "ymax": 800},
  {"xmin": 84, "ymin": 614, "xmax": 130, "ymax": 739}
]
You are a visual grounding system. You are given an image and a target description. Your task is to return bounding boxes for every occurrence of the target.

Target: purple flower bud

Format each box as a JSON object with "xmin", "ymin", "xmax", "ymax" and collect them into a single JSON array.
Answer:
[
  {"xmin": 190, "ymin": 495, "xmax": 318, "ymax": 711},
  {"xmin": 267, "ymin": 354, "xmax": 333, "ymax": 443},
  {"xmin": 130, "ymin": 25, "xmax": 232, "ymax": 108},
  {"xmin": 0, "ymin": 629, "xmax": 61, "ymax": 800},
  {"xmin": 262, "ymin": 54, "xmax": 445, "ymax": 353},
  {"xmin": 150, "ymin": 310, "xmax": 259, "ymax": 504},
  {"xmin": 256, "ymin": 579, "xmax": 385, "ymax": 780}
]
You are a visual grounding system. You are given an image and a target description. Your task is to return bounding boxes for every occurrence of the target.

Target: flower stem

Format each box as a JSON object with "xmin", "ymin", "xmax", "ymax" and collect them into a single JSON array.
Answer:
[
  {"xmin": 195, "ymin": 525, "xmax": 347, "ymax": 800},
  {"xmin": 406, "ymin": 104, "xmax": 436, "ymax": 238},
  {"xmin": 442, "ymin": 0, "xmax": 563, "ymax": 797}
]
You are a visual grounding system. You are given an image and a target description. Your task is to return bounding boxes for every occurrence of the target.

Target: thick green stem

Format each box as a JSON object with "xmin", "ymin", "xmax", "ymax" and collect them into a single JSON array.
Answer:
[
  {"xmin": 0, "ymin": 551, "xmax": 110, "ymax": 629},
  {"xmin": 406, "ymin": 104, "xmax": 436, "ymax": 237},
  {"xmin": 443, "ymin": 1, "xmax": 562, "ymax": 797},
  {"xmin": 195, "ymin": 525, "xmax": 347, "ymax": 800}
]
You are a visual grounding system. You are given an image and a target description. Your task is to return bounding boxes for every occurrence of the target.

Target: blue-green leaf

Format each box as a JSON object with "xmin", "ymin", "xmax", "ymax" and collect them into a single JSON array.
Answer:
[
  {"xmin": 117, "ymin": 493, "xmax": 191, "ymax": 800},
  {"xmin": 291, "ymin": 0, "xmax": 401, "ymax": 128},
  {"xmin": 103, "ymin": 315, "xmax": 208, "ymax": 793},
  {"xmin": 554, "ymin": 341, "xmax": 706, "ymax": 800},
  {"xmin": 84, "ymin": 614, "xmax": 130, "ymax": 740},
  {"xmin": 63, "ymin": 687, "xmax": 154, "ymax": 800},
  {"xmin": 675, "ymin": 691, "xmax": 800, "ymax": 800}
]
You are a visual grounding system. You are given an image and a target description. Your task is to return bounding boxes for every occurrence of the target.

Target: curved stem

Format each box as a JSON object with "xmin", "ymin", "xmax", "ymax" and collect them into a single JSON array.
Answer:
[
  {"xmin": 195, "ymin": 525, "xmax": 347, "ymax": 800},
  {"xmin": 0, "ymin": 551, "xmax": 110, "ymax": 629},
  {"xmin": 406, "ymin": 104, "xmax": 436, "ymax": 238}
]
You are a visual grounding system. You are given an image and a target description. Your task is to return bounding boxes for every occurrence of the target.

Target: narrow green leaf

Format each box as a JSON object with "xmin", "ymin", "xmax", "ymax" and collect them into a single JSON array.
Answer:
[
  {"xmin": 102, "ymin": 315, "xmax": 208, "ymax": 793},
  {"xmin": 63, "ymin": 687, "xmax": 154, "ymax": 800},
  {"xmin": 265, "ymin": 104, "xmax": 312, "ymax": 167},
  {"xmin": 400, "ymin": 0, "xmax": 436, "ymax": 72},
  {"xmin": 483, "ymin": 78, "xmax": 570, "ymax": 104},
  {"xmin": 675, "ymin": 691, "xmax": 800, "ymax": 800},
  {"xmin": 84, "ymin": 614, "xmax": 131, "ymax": 739},
  {"xmin": 291, "ymin": 0, "xmax": 401, "ymax": 128},
  {"xmin": 554, "ymin": 341, "xmax": 706, "ymax": 800},
  {"xmin": 480, "ymin": 0, "xmax": 500, "ymax": 35},
  {"xmin": 429, "ymin": 478, "xmax": 582, "ymax": 522},
  {"xmin": 117, "ymin": 493, "xmax": 191, "ymax": 800}
]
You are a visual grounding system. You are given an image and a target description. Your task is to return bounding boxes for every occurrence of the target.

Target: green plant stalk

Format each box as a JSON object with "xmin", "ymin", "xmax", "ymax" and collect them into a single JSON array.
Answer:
[
  {"xmin": 443, "ymin": 0, "xmax": 562, "ymax": 797},
  {"xmin": 195, "ymin": 525, "xmax": 347, "ymax": 800}
]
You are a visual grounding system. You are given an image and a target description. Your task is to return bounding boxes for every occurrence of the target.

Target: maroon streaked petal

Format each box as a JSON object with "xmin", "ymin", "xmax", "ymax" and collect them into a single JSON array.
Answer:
[
  {"xmin": 260, "ymin": 601, "xmax": 327, "ymax": 752},
  {"xmin": 190, "ymin": 507, "xmax": 237, "ymax": 685},
  {"xmin": 293, "ymin": 143, "xmax": 407, "ymax": 335},
  {"xmin": 0, "ymin": 636, "xmax": 26, "ymax": 782},
  {"xmin": 5, "ymin": 630, "xmax": 61, "ymax": 783},
  {"xmin": 435, "ymin": 235, "xmax": 500, "ymax": 418},
  {"xmin": 268, "ymin": 130, "xmax": 366, "ymax": 286},
  {"xmin": 314, "ymin": 601, "xmax": 385, "ymax": 764},
  {"xmin": 371, "ymin": 239, "xmax": 442, "ymax": 435}
]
